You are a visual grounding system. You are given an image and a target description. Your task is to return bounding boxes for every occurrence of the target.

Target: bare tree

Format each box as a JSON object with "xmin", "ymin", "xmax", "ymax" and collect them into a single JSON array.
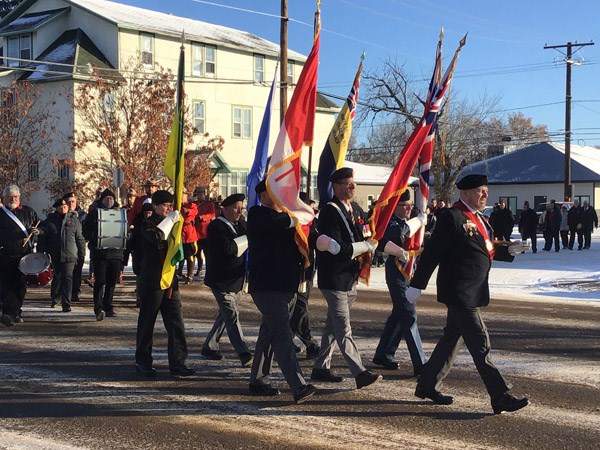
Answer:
[
  {"xmin": 0, "ymin": 81, "xmax": 57, "ymax": 197},
  {"xmin": 184, "ymin": 134, "xmax": 223, "ymax": 193},
  {"xmin": 71, "ymin": 56, "xmax": 196, "ymax": 197},
  {"xmin": 351, "ymin": 58, "xmax": 548, "ymax": 203}
]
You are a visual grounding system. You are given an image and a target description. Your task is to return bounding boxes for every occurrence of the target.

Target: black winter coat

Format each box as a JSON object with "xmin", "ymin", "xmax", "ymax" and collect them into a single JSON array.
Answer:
[
  {"xmin": 411, "ymin": 204, "xmax": 514, "ymax": 308},
  {"xmin": 38, "ymin": 211, "xmax": 85, "ymax": 263}
]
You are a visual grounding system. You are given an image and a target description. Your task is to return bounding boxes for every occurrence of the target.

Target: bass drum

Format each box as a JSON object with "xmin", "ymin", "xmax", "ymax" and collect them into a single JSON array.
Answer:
[
  {"xmin": 19, "ymin": 253, "xmax": 54, "ymax": 287},
  {"xmin": 97, "ymin": 208, "xmax": 127, "ymax": 249}
]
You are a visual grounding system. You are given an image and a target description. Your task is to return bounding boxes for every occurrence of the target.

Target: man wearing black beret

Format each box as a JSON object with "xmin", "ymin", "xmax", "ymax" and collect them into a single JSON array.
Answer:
[
  {"xmin": 200, "ymin": 193, "xmax": 253, "ymax": 367},
  {"xmin": 38, "ymin": 197, "xmax": 85, "ymax": 312},
  {"xmin": 135, "ymin": 189, "xmax": 194, "ymax": 377},
  {"xmin": 311, "ymin": 167, "xmax": 382, "ymax": 389},
  {"xmin": 407, "ymin": 173, "xmax": 529, "ymax": 414},
  {"xmin": 246, "ymin": 179, "xmax": 316, "ymax": 403}
]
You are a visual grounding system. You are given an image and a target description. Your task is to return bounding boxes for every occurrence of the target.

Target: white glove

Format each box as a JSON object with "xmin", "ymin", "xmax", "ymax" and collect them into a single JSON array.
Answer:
[
  {"xmin": 167, "ymin": 210, "xmax": 181, "ymax": 223},
  {"xmin": 233, "ymin": 235, "xmax": 248, "ymax": 257},
  {"xmin": 508, "ymin": 242, "xmax": 529, "ymax": 255},
  {"xmin": 156, "ymin": 210, "xmax": 180, "ymax": 238},
  {"xmin": 316, "ymin": 234, "xmax": 341, "ymax": 255},
  {"xmin": 383, "ymin": 241, "xmax": 409, "ymax": 262},
  {"xmin": 406, "ymin": 213, "xmax": 427, "ymax": 237},
  {"xmin": 405, "ymin": 287, "xmax": 422, "ymax": 304}
]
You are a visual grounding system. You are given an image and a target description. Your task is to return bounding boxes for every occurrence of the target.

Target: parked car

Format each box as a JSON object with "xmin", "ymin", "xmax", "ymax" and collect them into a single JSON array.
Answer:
[{"xmin": 536, "ymin": 201, "xmax": 574, "ymax": 232}]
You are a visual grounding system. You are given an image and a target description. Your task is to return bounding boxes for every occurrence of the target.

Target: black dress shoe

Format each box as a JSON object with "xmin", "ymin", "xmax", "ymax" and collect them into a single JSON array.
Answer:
[
  {"xmin": 170, "ymin": 366, "xmax": 196, "ymax": 377},
  {"xmin": 62, "ymin": 307, "xmax": 72, "ymax": 313},
  {"xmin": 249, "ymin": 383, "xmax": 280, "ymax": 396},
  {"xmin": 356, "ymin": 370, "xmax": 383, "ymax": 389},
  {"xmin": 491, "ymin": 393, "xmax": 529, "ymax": 414},
  {"xmin": 50, "ymin": 299, "xmax": 57, "ymax": 308},
  {"xmin": 414, "ymin": 386, "xmax": 454, "ymax": 405},
  {"xmin": 105, "ymin": 310, "xmax": 116, "ymax": 317},
  {"xmin": 201, "ymin": 348, "xmax": 223, "ymax": 360},
  {"xmin": 305, "ymin": 345, "xmax": 320, "ymax": 360},
  {"xmin": 372, "ymin": 357, "xmax": 399, "ymax": 370},
  {"xmin": 240, "ymin": 352, "xmax": 253, "ymax": 367},
  {"xmin": 311, "ymin": 368, "xmax": 345, "ymax": 383},
  {"xmin": 293, "ymin": 343, "xmax": 302, "ymax": 353},
  {"xmin": 294, "ymin": 384, "xmax": 317, "ymax": 404},
  {"xmin": 136, "ymin": 364, "xmax": 157, "ymax": 377}
]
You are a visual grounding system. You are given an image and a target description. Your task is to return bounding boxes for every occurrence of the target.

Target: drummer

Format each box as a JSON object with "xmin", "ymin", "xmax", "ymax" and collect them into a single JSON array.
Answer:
[
  {"xmin": 0, "ymin": 184, "xmax": 40, "ymax": 326},
  {"xmin": 82, "ymin": 188, "xmax": 125, "ymax": 321}
]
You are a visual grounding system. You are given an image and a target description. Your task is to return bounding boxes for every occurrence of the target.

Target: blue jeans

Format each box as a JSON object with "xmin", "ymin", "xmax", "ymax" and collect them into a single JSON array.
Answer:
[{"xmin": 374, "ymin": 278, "xmax": 426, "ymax": 369}]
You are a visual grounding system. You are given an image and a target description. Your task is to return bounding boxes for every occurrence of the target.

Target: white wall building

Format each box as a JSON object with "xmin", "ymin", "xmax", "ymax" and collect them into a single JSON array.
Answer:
[{"xmin": 0, "ymin": 0, "xmax": 338, "ymax": 213}]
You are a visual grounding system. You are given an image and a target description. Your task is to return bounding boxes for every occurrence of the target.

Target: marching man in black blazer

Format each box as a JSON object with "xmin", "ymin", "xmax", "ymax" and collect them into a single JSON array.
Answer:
[
  {"xmin": 312, "ymin": 167, "xmax": 382, "ymax": 389},
  {"xmin": 246, "ymin": 180, "xmax": 316, "ymax": 404},
  {"xmin": 407, "ymin": 174, "xmax": 529, "ymax": 414},
  {"xmin": 200, "ymin": 193, "xmax": 253, "ymax": 367}
]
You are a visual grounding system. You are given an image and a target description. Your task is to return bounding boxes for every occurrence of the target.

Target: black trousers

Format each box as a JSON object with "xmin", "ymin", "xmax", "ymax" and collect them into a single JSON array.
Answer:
[
  {"xmin": 72, "ymin": 259, "xmax": 84, "ymax": 301},
  {"xmin": 135, "ymin": 287, "xmax": 188, "ymax": 370},
  {"xmin": 0, "ymin": 259, "xmax": 26, "ymax": 318},
  {"xmin": 543, "ymin": 229, "xmax": 560, "ymax": 251},
  {"xmin": 92, "ymin": 257, "xmax": 120, "ymax": 313},
  {"xmin": 290, "ymin": 278, "xmax": 319, "ymax": 349},
  {"xmin": 568, "ymin": 227, "xmax": 583, "ymax": 249},
  {"xmin": 417, "ymin": 304, "xmax": 510, "ymax": 399},
  {"xmin": 50, "ymin": 260, "xmax": 76, "ymax": 308}
]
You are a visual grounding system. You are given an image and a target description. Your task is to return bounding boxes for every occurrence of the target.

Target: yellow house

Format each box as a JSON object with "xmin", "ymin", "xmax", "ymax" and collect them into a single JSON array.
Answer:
[{"xmin": 0, "ymin": 0, "xmax": 338, "ymax": 213}]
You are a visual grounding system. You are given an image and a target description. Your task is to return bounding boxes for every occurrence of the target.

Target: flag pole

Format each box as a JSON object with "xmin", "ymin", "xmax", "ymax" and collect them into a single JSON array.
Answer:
[{"xmin": 306, "ymin": 0, "xmax": 321, "ymax": 200}]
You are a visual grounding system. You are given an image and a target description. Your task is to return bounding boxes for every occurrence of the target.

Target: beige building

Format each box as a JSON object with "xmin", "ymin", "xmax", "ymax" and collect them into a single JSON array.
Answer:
[{"xmin": 0, "ymin": 0, "xmax": 338, "ymax": 213}]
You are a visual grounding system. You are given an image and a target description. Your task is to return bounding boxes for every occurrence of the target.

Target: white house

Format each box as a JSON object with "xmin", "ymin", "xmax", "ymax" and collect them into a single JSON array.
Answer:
[{"xmin": 0, "ymin": 0, "xmax": 338, "ymax": 213}]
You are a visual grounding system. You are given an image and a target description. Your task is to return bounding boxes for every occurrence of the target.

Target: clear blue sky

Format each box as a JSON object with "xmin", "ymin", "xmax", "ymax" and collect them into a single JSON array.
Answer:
[{"xmin": 118, "ymin": 0, "xmax": 600, "ymax": 146}]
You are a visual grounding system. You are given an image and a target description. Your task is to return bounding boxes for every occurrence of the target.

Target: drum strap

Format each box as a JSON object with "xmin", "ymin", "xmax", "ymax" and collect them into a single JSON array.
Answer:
[{"xmin": 1, "ymin": 206, "xmax": 28, "ymax": 238}]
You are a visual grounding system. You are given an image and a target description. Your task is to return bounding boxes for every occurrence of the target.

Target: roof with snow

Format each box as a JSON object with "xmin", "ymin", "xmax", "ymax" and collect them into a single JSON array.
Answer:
[
  {"xmin": 18, "ymin": 28, "xmax": 115, "ymax": 81},
  {"xmin": 61, "ymin": 0, "xmax": 306, "ymax": 60},
  {"xmin": 0, "ymin": 8, "xmax": 68, "ymax": 35},
  {"xmin": 343, "ymin": 160, "xmax": 417, "ymax": 186},
  {"xmin": 459, "ymin": 142, "xmax": 600, "ymax": 184}
]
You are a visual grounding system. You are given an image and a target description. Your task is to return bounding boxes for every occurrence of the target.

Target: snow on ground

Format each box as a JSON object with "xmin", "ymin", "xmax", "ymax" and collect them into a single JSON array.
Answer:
[{"xmin": 361, "ymin": 229, "xmax": 600, "ymax": 303}]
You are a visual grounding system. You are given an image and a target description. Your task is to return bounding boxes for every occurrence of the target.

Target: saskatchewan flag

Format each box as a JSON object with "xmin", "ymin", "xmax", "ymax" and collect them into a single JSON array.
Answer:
[{"xmin": 160, "ymin": 40, "xmax": 186, "ymax": 290}]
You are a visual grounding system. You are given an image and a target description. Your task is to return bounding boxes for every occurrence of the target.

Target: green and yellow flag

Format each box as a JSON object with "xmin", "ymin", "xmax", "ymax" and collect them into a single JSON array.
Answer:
[{"xmin": 160, "ymin": 39, "xmax": 186, "ymax": 290}]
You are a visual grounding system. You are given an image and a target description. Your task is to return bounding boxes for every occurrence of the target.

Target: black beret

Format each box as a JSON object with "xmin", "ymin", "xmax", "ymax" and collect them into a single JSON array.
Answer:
[
  {"xmin": 456, "ymin": 174, "xmax": 488, "ymax": 190},
  {"xmin": 53, "ymin": 198, "xmax": 67, "ymax": 208},
  {"xmin": 399, "ymin": 189, "xmax": 411, "ymax": 202},
  {"xmin": 255, "ymin": 179, "xmax": 267, "ymax": 194},
  {"xmin": 151, "ymin": 189, "xmax": 174, "ymax": 204},
  {"xmin": 99, "ymin": 188, "xmax": 116, "ymax": 201},
  {"xmin": 141, "ymin": 202, "xmax": 154, "ymax": 212},
  {"xmin": 62, "ymin": 192, "xmax": 75, "ymax": 200},
  {"xmin": 221, "ymin": 193, "xmax": 245, "ymax": 207},
  {"xmin": 330, "ymin": 167, "xmax": 354, "ymax": 183}
]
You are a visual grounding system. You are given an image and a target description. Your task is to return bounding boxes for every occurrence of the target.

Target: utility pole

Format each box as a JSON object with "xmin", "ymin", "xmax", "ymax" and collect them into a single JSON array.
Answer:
[
  {"xmin": 279, "ymin": 0, "xmax": 288, "ymax": 124},
  {"xmin": 544, "ymin": 40, "xmax": 594, "ymax": 201}
]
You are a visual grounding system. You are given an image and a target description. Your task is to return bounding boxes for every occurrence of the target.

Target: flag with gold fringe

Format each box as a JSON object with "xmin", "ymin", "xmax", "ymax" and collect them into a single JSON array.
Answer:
[
  {"xmin": 369, "ymin": 32, "xmax": 467, "ymax": 282},
  {"xmin": 160, "ymin": 39, "xmax": 186, "ymax": 290},
  {"xmin": 265, "ymin": 17, "xmax": 321, "ymax": 267}
]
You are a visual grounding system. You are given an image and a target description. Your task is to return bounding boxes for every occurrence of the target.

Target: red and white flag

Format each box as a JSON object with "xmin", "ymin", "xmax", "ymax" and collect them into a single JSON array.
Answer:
[{"xmin": 266, "ymin": 22, "xmax": 321, "ymax": 265}]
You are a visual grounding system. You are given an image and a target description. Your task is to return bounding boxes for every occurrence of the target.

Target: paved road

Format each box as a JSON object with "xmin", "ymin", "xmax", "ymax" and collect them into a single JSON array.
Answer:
[{"xmin": 1, "ymin": 276, "xmax": 599, "ymax": 449}]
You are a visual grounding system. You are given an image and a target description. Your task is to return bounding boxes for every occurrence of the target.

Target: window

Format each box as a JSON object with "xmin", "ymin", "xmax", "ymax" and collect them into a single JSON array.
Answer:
[
  {"xmin": 56, "ymin": 160, "xmax": 71, "ymax": 180},
  {"xmin": 193, "ymin": 100, "xmax": 205, "ymax": 134},
  {"xmin": 28, "ymin": 162, "xmax": 39, "ymax": 181},
  {"xmin": 192, "ymin": 43, "xmax": 216, "ymax": 77},
  {"xmin": 216, "ymin": 170, "xmax": 248, "ymax": 198},
  {"xmin": 574, "ymin": 195, "xmax": 590, "ymax": 205},
  {"xmin": 533, "ymin": 195, "xmax": 547, "ymax": 209},
  {"xmin": 287, "ymin": 60, "xmax": 295, "ymax": 85},
  {"xmin": 254, "ymin": 54, "xmax": 264, "ymax": 83},
  {"xmin": 103, "ymin": 92, "xmax": 115, "ymax": 122},
  {"xmin": 232, "ymin": 106, "xmax": 252, "ymax": 139},
  {"xmin": 6, "ymin": 33, "xmax": 31, "ymax": 67},
  {"xmin": 140, "ymin": 33, "xmax": 154, "ymax": 67}
]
